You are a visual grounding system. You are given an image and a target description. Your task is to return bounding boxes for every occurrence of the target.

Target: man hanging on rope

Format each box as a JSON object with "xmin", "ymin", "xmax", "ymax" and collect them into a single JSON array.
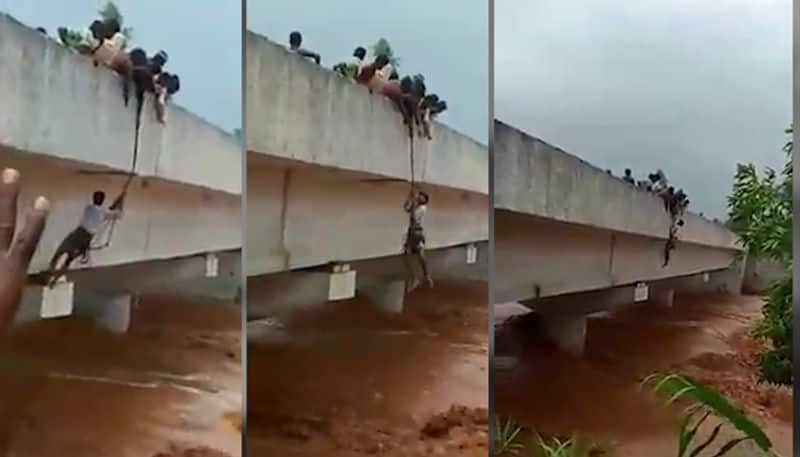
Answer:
[
  {"xmin": 402, "ymin": 188, "xmax": 433, "ymax": 292},
  {"xmin": 44, "ymin": 190, "xmax": 125, "ymax": 287}
]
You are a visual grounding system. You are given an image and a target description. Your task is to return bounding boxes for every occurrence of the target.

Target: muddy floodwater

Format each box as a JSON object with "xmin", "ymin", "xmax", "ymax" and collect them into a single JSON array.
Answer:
[
  {"xmin": 246, "ymin": 280, "xmax": 489, "ymax": 456},
  {"xmin": 495, "ymin": 294, "xmax": 793, "ymax": 457},
  {"xmin": 0, "ymin": 295, "xmax": 242, "ymax": 457}
]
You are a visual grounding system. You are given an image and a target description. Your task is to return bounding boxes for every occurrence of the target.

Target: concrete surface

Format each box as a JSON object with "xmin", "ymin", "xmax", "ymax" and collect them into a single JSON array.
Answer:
[
  {"xmin": 494, "ymin": 121, "xmax": 743, "ymax": 304},
  {"xmin": 0, "ymin": 14, "xmax": 242, "ymax": 276},
  {"xmin": 245, "ymin": 32, "xmax": 488, "ymax": 279}
]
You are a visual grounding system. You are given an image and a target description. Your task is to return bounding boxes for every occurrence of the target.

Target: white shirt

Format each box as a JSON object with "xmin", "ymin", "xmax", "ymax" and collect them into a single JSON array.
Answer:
[
  {"xmin": 80, "ymin": 204, "xmax": 119, "ymax": 235},
  {"xmin": 409, "ymin": 204, "xmax": 427, "ymax": 227}
]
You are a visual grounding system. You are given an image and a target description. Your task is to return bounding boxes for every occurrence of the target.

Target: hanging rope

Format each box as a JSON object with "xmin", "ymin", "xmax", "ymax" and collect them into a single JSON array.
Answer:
[
  {"xmin": 408, "ymin": 122, "xmax": 415, "ymax": 188},
  {"xmin": 90, "ymin": 88, "xmax": 143, "ymax": 250}
]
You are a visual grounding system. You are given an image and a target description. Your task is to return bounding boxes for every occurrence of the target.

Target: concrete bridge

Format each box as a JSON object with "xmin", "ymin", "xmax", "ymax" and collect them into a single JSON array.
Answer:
[
  {"xmin": 245, "ymin": 31, "xmax": 488, "ymax": 316},
  {"xmin": 494, "ymin": 120, "xmax": 743, "ymax": 355},
  {"xmin": 0, "ymin": 14, "xmax": 241, "ymax": 329}
]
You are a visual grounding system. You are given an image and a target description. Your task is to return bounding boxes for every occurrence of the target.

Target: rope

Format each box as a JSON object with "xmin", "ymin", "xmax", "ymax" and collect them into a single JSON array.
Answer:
[
  {"xmin": 90, "ymin": 90, "xmax": 143, "ymax": 250},
  {"xmin": 408, "ymin": 122, "xmax": 415, "ymax": 187}
]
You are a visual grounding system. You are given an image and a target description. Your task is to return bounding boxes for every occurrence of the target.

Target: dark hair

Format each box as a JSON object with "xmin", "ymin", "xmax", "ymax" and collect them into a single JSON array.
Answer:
[
  {"xmin": 289, "ymin": 31, "xmax": 302, "ymax": 47},
  {"xmin": 432, "ymin": 100, "xmax": 447, "ymax": 115},
  {"xmin": 129, "ymin": 48, "xmax": 148, "ymax": 66},
  {"xmin": 36, "ymin": 27, "xmax": 47, "ymax": 34},
  {"xmin": 418, "ymin": 191, "xmax": 429, "ymax": 204},
  {"xmin": 104, "ymin": 18, "xmax": 121, "ymax": 37},
  {"xmin": 400, "ymin": 75, "xmax": 413, "ymax": 93},
  {"xmin": 89, "ymin": 20, "xmax": 105, "ymax": 40},
  {"xmin": 152, "ymin": 50, "xmax": 168, "ymax": 66},
  {"xmin": 422, "ymin": 94, "xmax": 439, "ymax": 106},
  {"xmin": 353, "ymin": 47, "xmax": 366, "ymax": 59},
  {"xmin": 92, "ymin": 191, "xmax": 106, "ymax": 205},
  {"xmin": 624, "ymin": 168, "xmax": 631, "ymax": 175},
  {"xmin": 159, "ymin": 73, "xmax": 181, "ymax": 94},
  {"xmin": 389, "ymin": 70, "xmax": 399, "ymax": 80},
  {"xmin": 374, "ymin": 54, "xmax": 390, "ymax": 68}
]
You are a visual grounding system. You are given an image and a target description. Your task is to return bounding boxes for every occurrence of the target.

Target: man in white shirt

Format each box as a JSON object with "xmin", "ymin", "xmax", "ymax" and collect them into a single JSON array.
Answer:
[
  {"xmin": 402, "ymin": 189, "xmax": 433, "ymax": 292},
  {"xmin": 45, "ymin": 190, "xmax": 124, "ymax": 287}
]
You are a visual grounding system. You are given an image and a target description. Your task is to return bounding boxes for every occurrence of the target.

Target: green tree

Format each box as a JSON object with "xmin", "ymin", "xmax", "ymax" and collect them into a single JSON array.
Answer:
[
  {"xmin": 98, "ymin": 1, "xmax": 134, "ymax": 43},
  {"xmin": 371, "ymin": 38, "xmax": 400, "ymax": 69},
  {"xmin": 727, "ymin": 125, "xmax": 792, "ymax": 384}
]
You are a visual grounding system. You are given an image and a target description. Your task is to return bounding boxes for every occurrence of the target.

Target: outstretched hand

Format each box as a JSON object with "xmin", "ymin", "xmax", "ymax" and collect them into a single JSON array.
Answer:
[{"xmin": 0, "ymin": 169, "xmax": 49, "ymax": 331}]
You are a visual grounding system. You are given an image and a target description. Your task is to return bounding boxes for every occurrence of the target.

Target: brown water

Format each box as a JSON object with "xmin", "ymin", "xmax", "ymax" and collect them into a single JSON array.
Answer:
[
  {"xmin": 494, "ymin": 294, "xmax": 793, "ymax": 456},
  {"xmin": 0, "ymin": 295, "xmax": 242, "ymax": 457},
  {"xmin": 246, "ymin": 280, "xmax": 489, "ymax": 456}
]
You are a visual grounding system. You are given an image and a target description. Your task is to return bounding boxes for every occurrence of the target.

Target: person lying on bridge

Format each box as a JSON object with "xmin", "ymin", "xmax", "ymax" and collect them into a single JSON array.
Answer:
[
  {"xmin": 400, "ymin": 75, "xmax": 429, "ymax": 138},
  {"xmin": 418, "ymin": 94, "xmax": 448, "ymax": 140},
  {"xmin": 288, "ymin": 31, "xmax": 321, "ymax": 64},
  {"xmin": 0, "ymin": 168, "xmax": 49, "ymax": 331},
  {"xmin": 402, "ymin": 189, "xmax": 433, "ymax": 292},
  {"xmin": 334, "ymin": 46, "xmax": 367, "ymax": 79},
  {"xmin": 356, "ymin": 54, "xmax": 390, "ymax": 89},
  {"xmin": 89, "ymin": 18, "xmax": 128, "ymax": 70},
  {"xmin": 45, "ymin": 190, "xmax": 125, "ymax": 287},
  {"xmin": 154, "ymin": 72, "xmax": 181, "ymax": 124}
]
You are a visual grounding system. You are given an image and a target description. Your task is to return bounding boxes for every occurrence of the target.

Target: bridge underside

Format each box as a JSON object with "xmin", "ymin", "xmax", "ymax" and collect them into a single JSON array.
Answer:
[
  {"xmin": 247, "ymin": 152, "xmax": 488, "ymax": 277},
  {"xmin": 247, "ymin": 242, "xmax": 487, "ymax": 319},
  {"xmin": 494, "ymin": 210, "xmax": 739, "ymax": 304}
]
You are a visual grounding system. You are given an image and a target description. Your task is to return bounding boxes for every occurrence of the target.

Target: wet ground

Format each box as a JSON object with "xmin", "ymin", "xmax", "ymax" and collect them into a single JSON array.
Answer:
[
  {"xmin": 495, "ymin": 293, "xmax": 793, "ymax": 456},
  {"xmin": 246, "ymin": 280, "xmax": 489, "ymax": 456},
  {"xmin": 0, "ymin": 295, "xmax": 242, "ymax": 457}
]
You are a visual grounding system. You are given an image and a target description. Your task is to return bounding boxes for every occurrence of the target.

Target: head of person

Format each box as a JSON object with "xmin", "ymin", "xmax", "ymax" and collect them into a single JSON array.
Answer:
[
  {"xmin": 103, "ymin": 18, "xmax": 121, "ymax": 38},
  {"xmin": 423, "ymin": 94, "xmax": 439, "ymax": 107},
  {"xmin": 374, "ymin": 54, "xmax": 390, "ymax": 69},
  {"xmin": 667, "ymin": 186, "xmax": 674, "ymax": 195},
  {"xmin": 417, "ymin": 191, "xmax": 429, "ymax": 205},
  {"xmin": 400, "ymin": 75, "xmax": 413, "ymax": 93},
  {"xmin": 353, "ymin": 47, "xmax": 366, "ymax": 60},
  {"xmin": 624, "ymin": 168, "xmax": 632, "ymax": 176},
  {"xmin": 433, "ymin": 100, "xmax": 447, "ymax": 114},
  {"xmin": 152, "ymin": 50, "xmax": 168, "ymax": 67},
  {"xmin": 389, "ymin": 70, "xmax": 399, "ymax": 81},
  {"xmin": 36, "ymin": 27, "xmax": 47, "ymax": 35},
  {"xmin": 89, "ymin": 20, "xmax": 106, "ymax": 40},
  {"xmin": 92, "ymin": 190, "xmax": 106, "ymax": 205},
  {"xmin": 289, "ymin": 31, "xmax": 302, "ymax": 49},
  {"xmin": 129, "ymin": 47, "xmax": 148, "ymax": 66}
]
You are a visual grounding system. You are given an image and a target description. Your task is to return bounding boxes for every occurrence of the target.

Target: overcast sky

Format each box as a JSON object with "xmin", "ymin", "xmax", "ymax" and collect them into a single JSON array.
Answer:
[
  {"xmin": 247, "ymin": 0, "xmax": 489, "ymax": 145},
  {"xmin": 1, "ymin": 0, "xmax": 241, "ymax": 132},
  {"xmin": 496, "ymin": 0, "xmax": 792, "ymax": 218}
]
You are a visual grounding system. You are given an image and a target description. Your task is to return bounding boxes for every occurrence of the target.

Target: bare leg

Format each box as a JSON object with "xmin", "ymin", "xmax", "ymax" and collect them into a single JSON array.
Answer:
[
  {"xmin": 417, "ymin": 249, "xmax": 433, "ymax": 288},
  {"xmin": 47, "ymin": 252, "xmax": 76, "ymax": 288},
  {"xmin": 402, "ymin": 249, "xmax": 420, "ymax": 293}
]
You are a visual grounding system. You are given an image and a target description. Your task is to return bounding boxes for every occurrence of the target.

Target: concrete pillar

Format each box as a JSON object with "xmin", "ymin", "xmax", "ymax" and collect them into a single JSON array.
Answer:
[
  {"xmin": 541, "ymin": 314, "xmax": 587, "ymax": 357},
  {"xmin": 73, "ymin": 288, "xmax": 133, "ymax": 334},
  {"xmin": 652, "ymin": 288, "xmax": 675, "ymax": 308},
  {"xmin": 14, "ymin": 282, "xmax": 75, "ymax": 325},
  {"xmin": 358, "ymin": 279, "xmax": 406, "ymax": 314}
]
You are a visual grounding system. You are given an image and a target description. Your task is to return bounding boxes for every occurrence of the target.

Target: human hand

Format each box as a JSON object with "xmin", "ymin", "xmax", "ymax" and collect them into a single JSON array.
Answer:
[{"xmin": 0, "ymin": 169, "xmax": 49, "ymax": 331}]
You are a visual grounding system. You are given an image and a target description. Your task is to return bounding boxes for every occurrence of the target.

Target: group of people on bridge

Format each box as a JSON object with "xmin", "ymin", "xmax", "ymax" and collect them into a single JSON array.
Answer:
[
  {"xmin": 287, "ymin": 32, "xmax": 448, "ymax": 141},
  {"xmin": 48, "ymin": 15, "xmax": 180, "ymax": 124},
  {"xmin": 286, "ymin": 31, "xmax": 435, "ymax": 293},
  {"xmin": 30, "ymin": 10, "xmax": 192, "ymax": 287},
  {"xmin": 618, "ymin": 168, "xmax": 691, "ymax": 267}
]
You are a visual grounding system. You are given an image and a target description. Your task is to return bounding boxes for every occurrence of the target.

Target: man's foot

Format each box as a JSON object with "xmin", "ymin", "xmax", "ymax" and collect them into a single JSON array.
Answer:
[
  {"xmin": 426, "ymin": 277, "xmax": 434, "ymax": 288},
  {"xmin": 406, "ymin": 278, "xmax": 420, "ymax": 294}
]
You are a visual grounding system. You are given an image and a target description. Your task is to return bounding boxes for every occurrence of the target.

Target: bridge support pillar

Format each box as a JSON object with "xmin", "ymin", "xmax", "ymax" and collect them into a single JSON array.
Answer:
[
  {"xmin": 652, "ymin": 288, "xmax": 675, "ymax": 308},
  {"xmin": 541, "ymin": 313, "xmax": 587, "ymax": 357},
  {"xmin": 358, "ymin": 279, "xmax": 406, "ymax": 314},
  {"xmin": 74, "ymin": 288, "xmax": 133, "ymax": 334}
]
